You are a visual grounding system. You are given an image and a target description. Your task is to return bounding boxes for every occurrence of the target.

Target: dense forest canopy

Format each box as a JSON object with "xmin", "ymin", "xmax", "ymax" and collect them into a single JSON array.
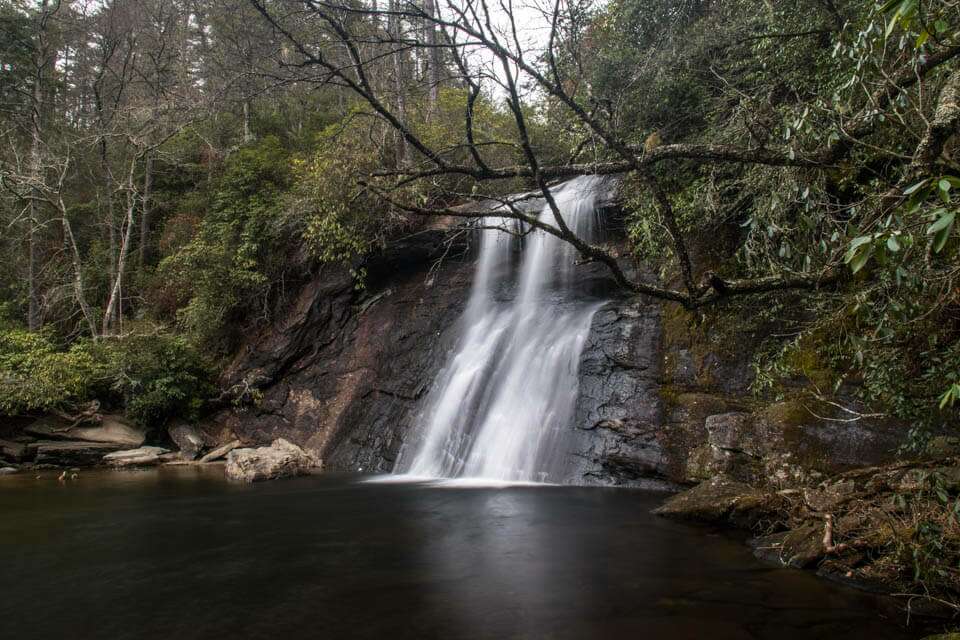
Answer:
[{"xmin": 0, "ymin": 0, "xmax": 958, "ymax": 445}]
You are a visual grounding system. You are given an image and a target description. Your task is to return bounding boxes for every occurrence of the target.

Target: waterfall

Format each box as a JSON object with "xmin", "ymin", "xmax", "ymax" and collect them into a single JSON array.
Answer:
[{"xmin": 399, "ymin": 175, "xmax": 610, "ymax": 483}]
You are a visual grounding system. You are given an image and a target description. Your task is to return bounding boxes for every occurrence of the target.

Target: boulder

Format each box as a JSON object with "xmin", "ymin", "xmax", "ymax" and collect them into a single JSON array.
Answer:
[
  {"xmin": 103, "ymin": 446, "xmax": 170, "ymax": 467},
  {"xmin": 25, "ymin": 415, "xmax": 145, "ymax": 447},
  {"xmin": 225, "ymin": 438, "xmax": 319, "ymax": 482},
  {"xmin": 0, "ymin": 467, "xmax": 17, "ymax": 475},
  {"xmin": 0, "ymin": 439, "xmax": 28, "ymax": 463},
  {"xmin": 167, "ymin": 422, "xmax": 205, "ymax": 460},
  {"xmin": 33, "ymin": 441, "xmax": 123, "ymax": 466}
]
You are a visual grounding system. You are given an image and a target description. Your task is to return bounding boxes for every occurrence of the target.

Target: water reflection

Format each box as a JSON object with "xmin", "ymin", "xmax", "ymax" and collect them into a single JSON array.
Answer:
[{"xmin": 0, "ymin": 469, "xmax": 920, "ymax": 639}]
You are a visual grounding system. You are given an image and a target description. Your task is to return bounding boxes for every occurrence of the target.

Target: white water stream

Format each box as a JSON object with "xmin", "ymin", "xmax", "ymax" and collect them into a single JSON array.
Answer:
[{"xmin": 398, "ymin": 176, "xmax": 609, "ymax": 482}]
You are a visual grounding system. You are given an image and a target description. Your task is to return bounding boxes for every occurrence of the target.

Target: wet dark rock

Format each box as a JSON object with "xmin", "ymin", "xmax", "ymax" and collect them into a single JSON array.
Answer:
[
  {"xmin": 206, "ymin": 206, "xmax": 908, "ymax": 487},
  {"xmin": 653, "ymin": 478, "xmax": 787, "ymax": 530},
  {"xmin": 570, "ymin": 297, "xmax": 673, "ymax": 486},
  {"xmin": 802, "ymin": 480, "xmax": 857, "ymax": 513},
  {"xmin": 32, "ymin": 441, "xmax": 124, "ymax": 466},
  {"xmin": 755, "ymin": 400, "xmax": 905, "ymax": 475},
  {"xmin": 168, "ymin": 422, "xmax": 205, "ymax": 460},
  {"xmin": 751, "ymin": 522, "xmax": 824, "ymax": 568},
  {"xmin": 202, "ymin": 223, "xmax": 476, "ymax": 473},
  {"xmin": 0, "ymin": 439, "xmax": 28, "ymax": 463},
  {"xmin": 706, "ymin": 412, "xmax": 758, "ymax": 455},
  {"xmin": 225, "ymin": 438, "xmax": 320, "ymax": 482}
]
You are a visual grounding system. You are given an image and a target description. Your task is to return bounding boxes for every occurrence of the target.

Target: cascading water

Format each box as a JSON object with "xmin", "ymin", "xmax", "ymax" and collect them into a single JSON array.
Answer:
[{"xmin": 398, "ymin": 175, "xmax": 610, "ymax": 483}]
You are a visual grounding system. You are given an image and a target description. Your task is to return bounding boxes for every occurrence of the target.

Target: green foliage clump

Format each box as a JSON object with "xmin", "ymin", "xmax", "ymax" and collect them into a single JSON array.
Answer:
[
  {"xmin": 577, "ymin": 0, "xmax": 960, "ymax": 444},
  {"xmin": 0, "ymin": 327, "xmax": 214, "ymax": 429},
  {"xmin": 295, "ymin": 120, "xmax": 387, "ymax": 267},
  {"xmin": 0, "ymin": 329, "xmax": 105, "ymax": 416},
  {"xmin": 98, "ymin": 332, "xmax": 215, "ymax": 429},
  {"xmin": 157, "ymin": 136, "xmax": 295, "ymax": 349}
]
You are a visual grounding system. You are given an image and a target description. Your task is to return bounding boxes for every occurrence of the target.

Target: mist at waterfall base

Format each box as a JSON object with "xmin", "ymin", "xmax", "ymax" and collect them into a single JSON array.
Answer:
[
  {"xmin": 0, "ymin": 469, "xmax": 918, "ymax": 639},
  {"xmin": 398, "ymin": 176, "xmax": 610, "ymax": 483}
]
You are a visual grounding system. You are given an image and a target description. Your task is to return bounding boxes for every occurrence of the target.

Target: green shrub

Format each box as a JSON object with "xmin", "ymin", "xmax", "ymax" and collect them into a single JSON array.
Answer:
[
  {"xmin": 0, "ymin": 329, "xmax": 107, "ymax": 415},
  {"xmin": 98, "ymin": 333, "xmax": 215, "ymax": 429},
  {"xmin": 156, "ymin": 135, "xmax": 294, "ymax": 349},
  {"xmin": 0, "ymin": 328, "xmax": 214, "ymax": 429}
]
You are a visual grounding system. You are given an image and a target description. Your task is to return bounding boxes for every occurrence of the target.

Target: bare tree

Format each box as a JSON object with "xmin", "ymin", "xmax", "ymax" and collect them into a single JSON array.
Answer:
[
  {"xmin": 2, "ymin": 139, "xmax": 98, "ymax": 338},
  {"xmin": 247, "ymin": 0, "xmax": 960, "ymax": 309},
  {"xmin": 24, "ymin": 0, "xmax": 60, "ymax": 329}
]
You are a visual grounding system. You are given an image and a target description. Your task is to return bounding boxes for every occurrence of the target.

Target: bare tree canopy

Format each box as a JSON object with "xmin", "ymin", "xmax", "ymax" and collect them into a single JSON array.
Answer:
[{"xmin": 246, "ymin": 0, "xmax": 960, "ymax": 308}]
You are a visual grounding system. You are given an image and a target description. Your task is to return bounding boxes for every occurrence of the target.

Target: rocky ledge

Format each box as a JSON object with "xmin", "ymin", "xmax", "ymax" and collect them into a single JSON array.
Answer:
[
  {"xmin": 0, "ymin": 416, "xmax": 247, "ymax": 479},
  {"xmin": 654, "ymin": 458, "xmax": 960, "ymax": 621}
]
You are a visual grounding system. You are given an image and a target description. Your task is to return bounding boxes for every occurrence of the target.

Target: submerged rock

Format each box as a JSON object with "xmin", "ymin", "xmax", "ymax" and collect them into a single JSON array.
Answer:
[
  {"xmin": 25, "ymin": 415, "xmax": 145, "ymax": 447},
  {"xmin": 225, "ymin": 438, "xmax": 319, "ymax": 482},
  {"xmin": 103, "ymin": 446, "xmax": 170, "ymax": 467}
]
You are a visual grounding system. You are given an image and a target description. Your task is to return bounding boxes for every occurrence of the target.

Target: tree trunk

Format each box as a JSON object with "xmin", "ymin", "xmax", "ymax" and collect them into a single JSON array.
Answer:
[
  {"xmin": 138, "ymin": 152, "xmax": 153, "ymax": 268},
  {"xmin": 61, "ymin": 203, "xmax": 99, "ymax": 339},
  {"xmin": 25, "ymin": 0, "xmax": 52, "ymax": 331},
  {"xmin": 243, "ymin": 100, "xmax": 254, "ymax": 143},
  {"xmin": 26, "ymin": 212, "xmax": 39, "ymax": 330},
  {"xmin": 102, "ymin": 160, "xmax": 138, "ymax": 336},
  {"xmin": 424, "ymin": 0, "xmax": 440, "ymax": 109},
  {"xmin": 101, "ymin": 138, "xmax": 118, "ymax": 328},
  {"xmin": 388, "ymin": 0, "xmax": 408, "ymax": 165},
  {"xmin": 27, "ymin": 129, "xmax": 41, "ymax": 329}
]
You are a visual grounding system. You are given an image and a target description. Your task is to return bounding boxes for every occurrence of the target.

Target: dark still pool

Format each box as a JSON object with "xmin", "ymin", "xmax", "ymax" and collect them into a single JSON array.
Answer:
[{"xmin": 0, "ymin": 469, "xmax": 921, "ymax": 639}]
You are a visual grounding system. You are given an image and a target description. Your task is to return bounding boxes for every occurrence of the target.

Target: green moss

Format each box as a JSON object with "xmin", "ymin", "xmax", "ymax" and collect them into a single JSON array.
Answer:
[
  {"xmin": 661, "ymin": 305, "xmax": 693, "ymax": 349},
  {"xmin": 761, "ymin": 399, "xmax": 815, "ymax": 430},
  {"xmin": 781, "ymin": 335, "xmax": 836, "ymax": 392},
  {"xmin": 659, "ymin": 384, "xmax": 682, "ymax": 407}
]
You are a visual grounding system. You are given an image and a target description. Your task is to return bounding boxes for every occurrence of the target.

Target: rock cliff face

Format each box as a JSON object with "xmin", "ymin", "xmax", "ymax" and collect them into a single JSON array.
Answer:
[
  {"xmin": 203, "ymin": 225, "xmax": 475, "ymax": 473},
  {"xmin": 203, "ymin": 215, "xmax": 907, "ymax": 487}
]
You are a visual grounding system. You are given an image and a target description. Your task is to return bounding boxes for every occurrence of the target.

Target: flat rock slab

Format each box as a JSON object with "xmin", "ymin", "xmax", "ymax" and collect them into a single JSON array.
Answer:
[
  {"xmin": 33, "ymin": 441, "xmax": 124, "ymax": 466},
  {"xmin": 653, "ymin": 478, "xmax": 787, "ymax": 530},
  {"xmin": 103, "ymin": 446, "xmax": 171, "ymax": 467},
  {"xmin": 199, "ymin": 439, "xmax": 241, "ymax": 463},
  {"xmin": 26, "ymin": 415, "xmax": 145, "ymax": 447}
]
